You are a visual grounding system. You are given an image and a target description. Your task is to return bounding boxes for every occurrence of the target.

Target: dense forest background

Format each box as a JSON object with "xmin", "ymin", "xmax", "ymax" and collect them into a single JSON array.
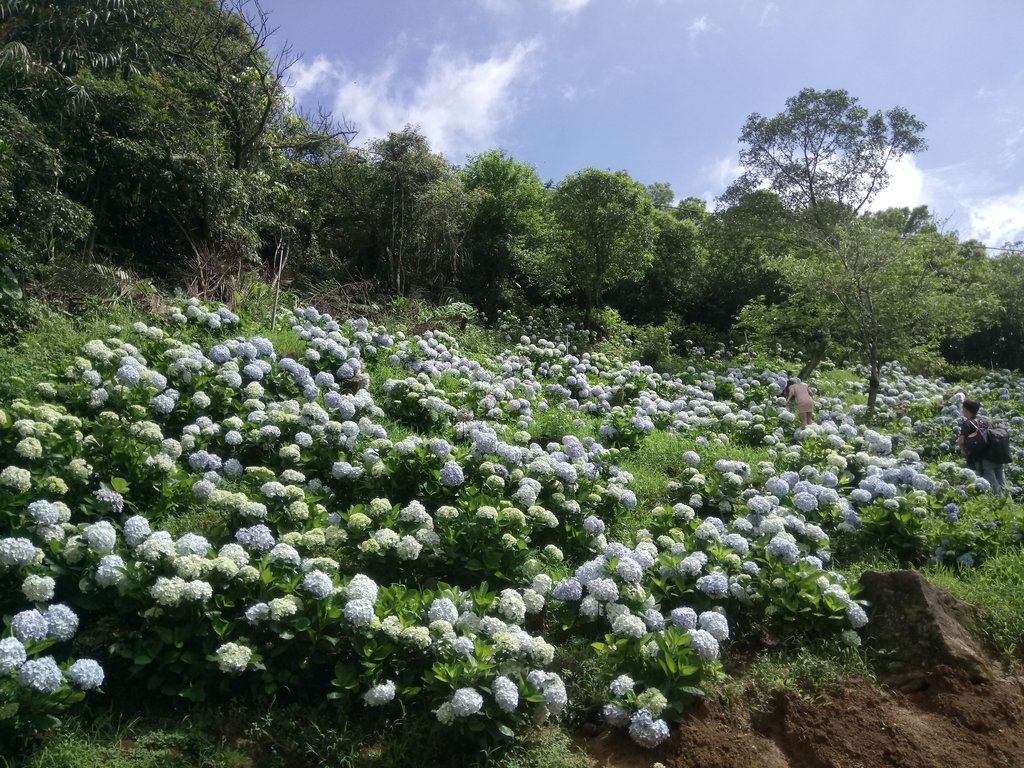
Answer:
[{"xmin": 2, "ymin": 0, "xmax": 1023, "ymax": 387}]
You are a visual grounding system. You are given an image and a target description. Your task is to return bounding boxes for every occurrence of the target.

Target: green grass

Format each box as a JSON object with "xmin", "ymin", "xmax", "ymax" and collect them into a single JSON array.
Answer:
[
  {"xmin": 814, "ymin": 367, "xmax": 868, "ymax": 405},
  {"xmin": 618, "ymin": 430, "xmax": 691, "ymax": 508},
  {"xmin": 926, "ymin": 547, "xmax": 1024, "ymax": 666},
  {"xmin": 0, "ymin": 304, "xmax": 145, "ymax": 400},
  {"xmin": 712, "ymin": 639, "xmax": 873, "ymax": 712},
  {"xmin": 494, "ymin": 728, "xmax": 589, "ymax": 768},
  {"xmin": 15, "ymin": 711, "xmax": 253, "ymax": 768},
  {"xmin": 527, "ymin": 407, "xmax": 601, "ymax": 445}
]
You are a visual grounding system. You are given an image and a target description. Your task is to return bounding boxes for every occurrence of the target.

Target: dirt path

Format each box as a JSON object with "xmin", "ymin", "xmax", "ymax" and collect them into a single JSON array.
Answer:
[{"xmin": 585, "ymin": 667, "xmax": 1024, "ymax": 768}]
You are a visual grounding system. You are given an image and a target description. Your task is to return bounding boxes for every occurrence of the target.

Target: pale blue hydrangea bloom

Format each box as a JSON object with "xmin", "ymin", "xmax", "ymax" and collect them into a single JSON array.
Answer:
[
  {"xmin": 0, "ymin": 637, "xmax": 27, "ymax": 673},
  {"xmin": 0, "ymin": 537, "xmax": 36, "ymax": 566},
  {"xmin": 696, "ymin": 572, "xmax": 728, "ymax": 597},
  {"xmin": 793, "ymin": 492, "xmax": 819, "ymax": 513},
  {"xmin": 245, "ymin": 603, "xmax": 270, "ymax": 624},
  {"xmin": 609, "ymin": 674, "xmax": 635, "ymax": 697},
  {"xmin": 123, "ymin": 516, "xmax": 151, "ymax": 548},
  {"xmin": 68, "ymin": 658, "xmax": 105, "ymax": 689},
  {"xmin": 450, "ymin": 687, "xmax": 484, "ymax": 717},
  {"xmin": 689, "ymin": 628, "xmax": 720, "ymax": 661},
  {"xmin": 92, "ymin": 488, "xmax": 124, "ymax": 514},
  {"xmin": 846, "ymin": 603, "xmax": 869, "ymax": 628},
  {"xmin": 175, "ymin": 533, "xmax": 211, "ymax": 556},
  {"xmin": 27, "ymin": 500, "xmax": 60, "ymax": 525},
  {"xmin": 603, "ymin": 703, "xmax": 631, "ymax": 727},
  {"xmin": 678, "ymin": 552, "xmax": 708, "ymax": 577},
  {"xmin": 766, "ymin": 535, "xmax": 800, "ymax": 564},
  {"xmin": 586, "ymin": 578, "xmax": 619, "ymax": 603},
  {"xmin": 612, "ymin": 613, "xmax": 646, "ymax": 639},
  {"xmin": 301, "ymin": 570, "xmax": 334, "ymax": 599},
  {"xmin": 268, "ymin": 543, "xmax": 301, "ymax": 567},
  {"xmin": 615, "ymin": 557, "xmax": 643, "ymax": 583},
  {"xmin": 439, "ymin": 461, "xmax": 465, "ymax": 487},
  {"xmin": 628, "ymin": 709, "xmax": 670, "ymax": 748},
  {"xmin": 492, "ymin": 676, "xmax": 519, "ymax": 712},
  {"xmin": 95, "ymin": 554, "xmax": 126, "ymax": 587},
  {"xmin": 18, "ymin": 656, "xmax": 63, "ymax": 692},
  {"xmin": 45, "ymin": 604, "xmax": 79, "ymax": 641},
  {"xmin": 552, "ymin": 577, "xmax": 583, "ymax": 601},
  {"xmin": 363, "ymin": 680, "xmax": 397, "ymax": 706},
  {"xmin": 670, "ymin": 606, "xmax": 697, "ymax": 630},
  {"xmin": 12, "ymin": 609, "xmax": 49, "ymax": 642},
  {"xmin": 344, "ymin": 599, "xmax": 376, "ymax": 626},
  {"xmin": 698, "ymin": 611, "xmax": 730, "ymax": 641},
  {"xmin": 235, "ymin": 524, "xmax": 275, "ymax": 551},
  {"xmin": 428, "ymin": 597, "xmax": 459, "ymax": 624},
  {"xmin": 82, "ymin": 520, "xmax": 117, "ymax": 551}
]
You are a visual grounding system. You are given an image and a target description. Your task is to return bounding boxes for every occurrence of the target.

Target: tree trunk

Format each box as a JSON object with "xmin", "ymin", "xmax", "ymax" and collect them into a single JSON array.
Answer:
[
  {"xmin": 797, "ymin": 348, "xmax": 826, "ymax": 381},
  {"xmin": 866, "ymin": 359, "xmax": 881, "ymax": 416}
]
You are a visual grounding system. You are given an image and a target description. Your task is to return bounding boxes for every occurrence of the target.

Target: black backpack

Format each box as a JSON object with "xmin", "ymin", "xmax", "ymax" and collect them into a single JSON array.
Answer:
[
  {"xmin": 987, "ymin": 424, "xmax": 1012, "ymax": 464},
  {"xmin": 962, "ymin": 419, "xmax": 990, "ymax": 459}
]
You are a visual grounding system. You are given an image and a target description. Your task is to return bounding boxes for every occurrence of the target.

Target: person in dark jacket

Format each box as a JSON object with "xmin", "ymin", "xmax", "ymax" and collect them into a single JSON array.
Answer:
[{"xmin": 958, "ymin": 399, "xmax": 1005, "ymax": 494}]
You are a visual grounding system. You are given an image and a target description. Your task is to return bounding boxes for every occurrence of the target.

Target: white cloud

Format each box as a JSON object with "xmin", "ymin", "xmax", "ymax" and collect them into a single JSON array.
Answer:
[
  {"xmin": 696, "ymin": 152, "xmax": 743, "ymax": 201},
  {"xmin": 562, "ymin": 85, "xmax": 578, "ymax": 101},
  {"xmin": 865, "ymin": 156, "xmax": 927, "ymax": 212},
  {"xmin": 477, "ymin": 0, "xmax": 518, "ymax": 13},
  {"xmin": 688, "ymin": 16, "xmax": 709, "ymax": 40},
  {"xmin": 329, "ymin": 39, "xmax": 542, "ymax": 159},
  {"xmin": 759, "ymin": 2, "xmax": 778, "ymax": 27},
  {"xmin": 549, "ymin": 0, "xmax": 593, "ymax": 17},
  {"xmin": 967, "ymin": 188, "xmax": 1024, "ymax": 246},
  {"xmin": 477, "ymin": 0, "xmax": 593, "ymax": 17},
  {"xmin": 287, "ymin": 56, "xmax": 336, "ymax": 102}
]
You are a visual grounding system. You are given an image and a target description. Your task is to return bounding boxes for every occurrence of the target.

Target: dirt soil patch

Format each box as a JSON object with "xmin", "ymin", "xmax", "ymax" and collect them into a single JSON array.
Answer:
[{"xmin": 585, "ymin": 666, "xmax": 1024, "ymax": 768}]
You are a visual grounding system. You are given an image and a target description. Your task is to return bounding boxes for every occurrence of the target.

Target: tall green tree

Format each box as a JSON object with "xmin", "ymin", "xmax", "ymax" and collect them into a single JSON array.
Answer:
[
  {"xmin": 782, "ymin": 213, "xmax": 983, "ymax": 412},
  {"xmin": 609, "ymin": 197, "xmax": 707, "ymax": 326},
  {"xmin": 460, "ymin": 150, "xmax": 550, "ymax": 319},
  {"xmin": 550, "ymin": 168, "xmax": 658, "ymax": 327},
  {"xmin": 724, "ymin": 88, "xmax": 927, "ymax": 235}
]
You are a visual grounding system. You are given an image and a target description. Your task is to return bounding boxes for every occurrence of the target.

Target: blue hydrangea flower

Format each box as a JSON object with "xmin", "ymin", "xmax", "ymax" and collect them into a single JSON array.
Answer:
[
  {"xmin": 0, "ymin": 537, "xmax": 36, "ymax": 567},
  {"xmin": 492, "ymin": 676, "xmax": 519, "ymax": 712},
  {"xmin": 18, "ymin": 656, "xmax": 63, "ymax": 691},
  {"xmin": 450, "ymin": 687, "xmax": 484, "ymax": 717},
  {"xmin": 363, "ymin": 680, "xmax": 397, "ymax": 706},
  {"xmin": 609, "ymin": 674, "xmax": 635, "ymax": 697},
  {"xmin": 301, "ymin": 570, "xmax": 334, "ymax": 599},
  {"xmin": 628, "ymin": 709, "xmax": 671, "ymax": 748},
  {"xmin": 45, "ymin": 604, "xmax": 79, "ymax": 641},
  {"xmin": 689, "ymin": 628, "xmax": 720, "ymax": 661},
  {"xmin": 12, "ymin": 609, "xmax": 49, "ymax": 642},
  {"xmin": 439, "ymin": 461, "xmax": 465, "ymax": 487},
  {"xmin": 696, "ymin": 571, "xmax": 728, "ymax": 597},
  {"xmin": 670, "ymin": 606, "xmax": 697, "ymax": 629},
  {"xmin": 344, "ymin": 599, "xmax": 376, "ymax": 626},
  {"xmin": 698, "ymin": 611, "xmax": 730, "ymax": 641},
  {"xmin": 0, "ymin": 637, "xmax": 27, "ymax": 673},
  {"xmin": 766, "ymin": 535, "xmax": 800, "ymax": 564},
  {"xmin": 552, "ymin": 577, "xmax": 583, "ymax": 601},
  {"xmin": 235, "ymin": 524, "xmax": 275, "ymax": 551},
  {"xmin": 92, "ymin": 489, "xmax": 124, "ymax": 514},
  {"xmin": 68, "ymin": 659, "xmax": 105, "ymax": 689}
]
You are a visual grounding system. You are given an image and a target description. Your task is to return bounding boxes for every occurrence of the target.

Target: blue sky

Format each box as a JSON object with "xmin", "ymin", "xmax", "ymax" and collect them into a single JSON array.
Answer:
[{"xmin": 274, "ymin": 0, "xmax": 1024, "ymax": 246}]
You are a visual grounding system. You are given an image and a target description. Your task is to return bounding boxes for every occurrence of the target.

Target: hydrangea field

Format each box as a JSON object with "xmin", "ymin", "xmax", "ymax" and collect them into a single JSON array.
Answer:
[{"xmin": 2, "ymin": 298, "xmax": 1023, "ymax": 756}]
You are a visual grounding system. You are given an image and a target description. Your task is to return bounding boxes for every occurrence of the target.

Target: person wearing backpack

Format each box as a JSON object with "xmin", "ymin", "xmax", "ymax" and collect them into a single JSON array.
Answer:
[{"xmin": 958, "ymin": 399, "xmax": 1006, "ymax": 494}]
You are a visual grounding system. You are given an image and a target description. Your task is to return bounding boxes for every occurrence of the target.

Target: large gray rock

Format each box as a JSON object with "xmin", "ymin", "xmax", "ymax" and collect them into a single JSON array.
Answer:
[{"xmin": 859, "ymin": 569, "xmax": 993, "ymax": 690}]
